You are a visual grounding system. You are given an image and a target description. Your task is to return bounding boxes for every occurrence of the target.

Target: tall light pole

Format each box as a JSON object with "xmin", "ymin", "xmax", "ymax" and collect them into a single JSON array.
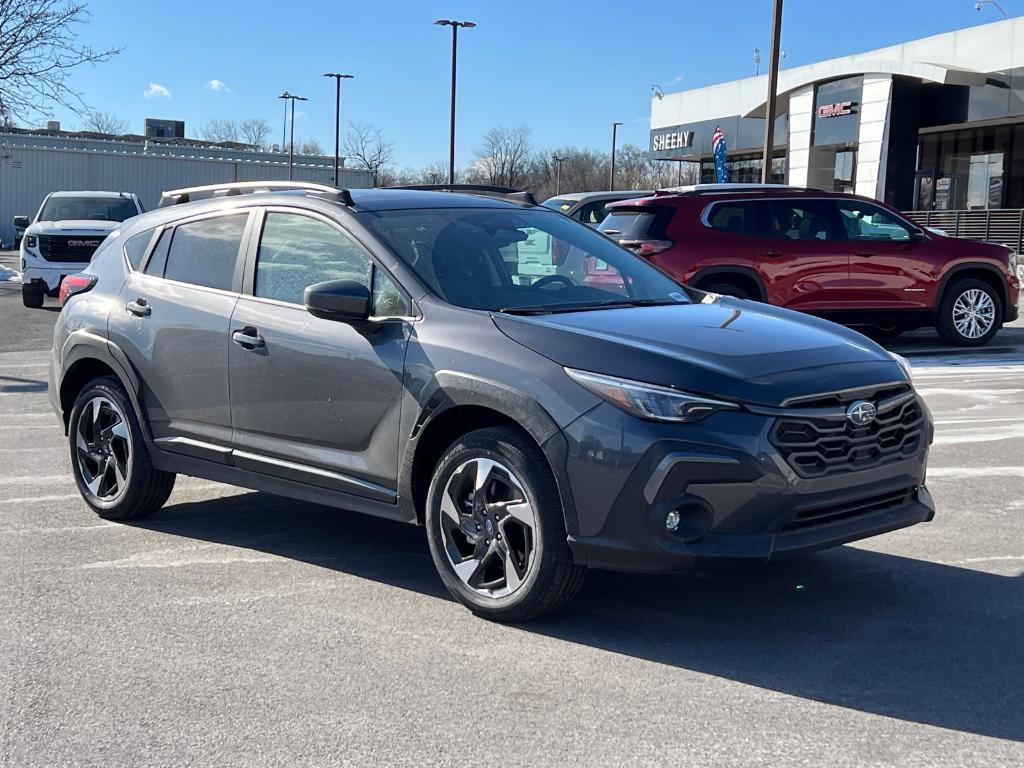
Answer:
[
  {"xmin": 553, "ymin": 155, "xmax": 567, "ymax": 195},
  {"xmin": 278, "ymin": 92, "xmax": 308, "ymax": 180},
  {"xmin": 760, "ymin": 0, "xmax": 783, "ymax": 184},
  {"xmin": 323, "ymin": 73, "xmax": 354, "ymax": 187},
  {"xmin": 609, "ymin": 122, "xmax": 622, "ymax": 190},
  {"xmin": 279, "ymin": 91, "xmax": 289, "ymax": 150},
  {"xmin": 975, "ymin": 0, "xmax": 1008, "ymax": 18},
  {"xmin": 435, "ymin": 19, "xmax": 476, "ymax": 185}
]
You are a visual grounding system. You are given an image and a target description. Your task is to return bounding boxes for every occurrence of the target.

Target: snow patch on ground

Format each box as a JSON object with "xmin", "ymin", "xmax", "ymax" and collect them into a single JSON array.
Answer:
[{"xmin": 0, "ymin": 264, "xmax": 19, "ymax": 282}]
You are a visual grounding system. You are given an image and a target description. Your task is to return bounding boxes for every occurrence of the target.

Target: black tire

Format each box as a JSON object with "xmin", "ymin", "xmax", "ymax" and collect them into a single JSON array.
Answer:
[
  {"xmin": 68, "ymin": 376, "xmax": 175, "ymax": 520},
  {"xmin": 936, "ymin": 278, "xmax": 1002, "ymax": 347},
  {"xmin": 702, "ymin": 282, "xmax": 752, "ymax": 300},
  {"xmin": 21, "ymin": 282, "xmax": 43, "ymax": 309},
  {"xmin": 425, "ymin": 426, "xmax": 586, "ymax": 622}
]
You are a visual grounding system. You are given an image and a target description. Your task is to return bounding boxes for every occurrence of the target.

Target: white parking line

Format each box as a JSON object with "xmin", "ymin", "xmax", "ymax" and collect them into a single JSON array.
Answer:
[
  {"xmin": 926, "ymin": 466, "xmax": 1024, "ymax": 479},
  {"xmin": 0, "ymin": 474, "xmax": 71, "ymax": 485}
]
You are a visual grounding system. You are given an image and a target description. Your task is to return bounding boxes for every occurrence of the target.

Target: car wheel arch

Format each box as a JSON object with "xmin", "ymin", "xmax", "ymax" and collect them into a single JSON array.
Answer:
[
  {"xmin": 59, "ymin": 336, "xmax": 150, "ymax": 441},
  {"xmin": 401, "ymin": 374, "xmax": 579, "ymax": 536},
  {"xmin": 937, "ymin": 263, "xmax": 1009, "ymax": 318},
  {"xmin": 689, "ymin": 266, "xmax": 768, "ymax": 301}
]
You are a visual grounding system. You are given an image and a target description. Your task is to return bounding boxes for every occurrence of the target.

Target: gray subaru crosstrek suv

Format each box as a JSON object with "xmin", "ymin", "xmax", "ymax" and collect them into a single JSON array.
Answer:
[{"xmin": 49, "ymin": 181, "xmax": 934, "ymax": 621}]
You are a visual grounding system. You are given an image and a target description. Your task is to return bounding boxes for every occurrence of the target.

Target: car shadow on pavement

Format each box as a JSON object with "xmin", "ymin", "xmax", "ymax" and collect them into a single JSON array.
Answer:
[
  {"xmin": 0, "ymin": 375, "xmax": 48, "ymax": 393},
  {"xmin": 138, "ymin": 491, "xmax": 1023, "ymax": 743}
]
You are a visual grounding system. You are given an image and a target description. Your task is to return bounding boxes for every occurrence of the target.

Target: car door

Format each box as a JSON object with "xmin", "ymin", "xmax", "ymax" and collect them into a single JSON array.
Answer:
[
  {"xmin": 752, "ymin": 199, "xmax": 850, "ymax": 310},
  {"xmin": 108, "ymin": 210, "xmax": 252, "ymax": 460},
  {"xmin": 838, "ymin": 199, "xmax": 934, "ymax": 310},
  {"xmin": 228, "ymin": 208, "xmax": 412, "ymax": 501}
]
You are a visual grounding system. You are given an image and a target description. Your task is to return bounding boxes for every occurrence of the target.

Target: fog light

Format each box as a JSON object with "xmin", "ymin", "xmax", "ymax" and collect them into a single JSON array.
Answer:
[{"xmin": 665, "ymin": 509, "xmax": 681, "ymax": 532}]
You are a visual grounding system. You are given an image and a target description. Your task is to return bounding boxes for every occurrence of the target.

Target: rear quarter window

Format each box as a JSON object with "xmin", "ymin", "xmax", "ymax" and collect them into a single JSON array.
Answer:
[
  {"xmin": 598, "ymin": 207, "xmax": 666, "ymax": 239},
  {"xmin": 123, "ymin": 231, "xmax": 155, "ymax": 270}
]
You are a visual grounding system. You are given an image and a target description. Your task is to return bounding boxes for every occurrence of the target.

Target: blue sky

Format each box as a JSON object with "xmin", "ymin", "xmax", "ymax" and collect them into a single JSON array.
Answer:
[{"xmin": 44, "ymin": 0, "xmax": 1019, "ymax": 168}]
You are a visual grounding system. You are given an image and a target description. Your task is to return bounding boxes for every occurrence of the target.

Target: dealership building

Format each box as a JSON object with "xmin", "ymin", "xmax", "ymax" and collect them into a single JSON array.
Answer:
[{"xmin": 650, "ymin": 16, "xmax": 1024, "ymax": 243}]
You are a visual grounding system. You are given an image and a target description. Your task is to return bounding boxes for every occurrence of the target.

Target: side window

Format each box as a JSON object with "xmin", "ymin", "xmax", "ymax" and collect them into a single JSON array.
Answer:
[
  {"xmin": 757, "ymin": 200, "xmax": 836, "ymax": 241},
  {"xmin": 577, "ymin": 201, "xmax": 610, "ymax": 225},
  {"xmin": 372, "ymin": 267, "xmax": 412, "ymax": 317},
  {"xmin": 254, "ymin": 212, "xmax": 371, "ymax": 305},
  {"xmin": 144, "ymin": 228, "xmax": 172, "ymax": 276},
  {"xmin": 123, "ymin": 230, "xmax": 154, "ymax": 270},
  {"xmin": 707, "ymin": 202, "xmax": 752, "ymax": 234},
  {"xmin": 836, "ymin": 201, "xmax": 912, "ymax": 242},
  {"xmin": 164, "ymin": 214, "xmax": 248, "ymax": 290}
]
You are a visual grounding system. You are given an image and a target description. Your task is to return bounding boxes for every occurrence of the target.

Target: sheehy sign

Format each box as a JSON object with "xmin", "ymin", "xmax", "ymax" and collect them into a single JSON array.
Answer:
[
  {"xmin": 818, "ymin": 101, "xmax": 855, "ymax": 118},
  {"xmin": 652, "ymin": 129, "xmax": 695, "ymax": 151}
]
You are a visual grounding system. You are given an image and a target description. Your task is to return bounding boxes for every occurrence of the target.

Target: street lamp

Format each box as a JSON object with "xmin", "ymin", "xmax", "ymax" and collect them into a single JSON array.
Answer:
[
  {"xmin": 975, "ymin": 0, "xmax": 1008, "ymax": 18},
  {"xmin": 553, "ymin": 155, "xmax": 568, "ymax": 195},
  {"xmin": 609, "ymin": 122, "xmax": 622, "ymax": 190},
  {"xmin": 435, "ymin": 19, "xmax": 476, "ymax": 185},
  {"xmin": 324, "ymin": 73, "xmax": 354, "ymax": 187},
  {"xmin": 278, "ymin": 91, "xmax": 308, "ymax": 180},
  {"xmin": 760, "ymin": 0, "xmax": 783, "ymax": 184}
]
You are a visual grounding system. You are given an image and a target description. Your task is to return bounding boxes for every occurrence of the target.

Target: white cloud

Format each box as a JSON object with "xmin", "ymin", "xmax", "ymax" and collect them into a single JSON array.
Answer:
[
  {"xmin": 667, "ymin": 74, "xmax": 684, "ymax": 86},
  {"xmin": 143, "ymin": 82, "xmax": 171, "ymax": 99},
  {"xmin": 205, "ymin": 79, "xmax": 231, "ymax": 93}
]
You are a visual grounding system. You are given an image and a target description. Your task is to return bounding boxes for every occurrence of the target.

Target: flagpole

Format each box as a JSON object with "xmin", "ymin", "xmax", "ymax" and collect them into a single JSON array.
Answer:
[{"xmin": 761, "ymin": 0, "xmax": 784, "ymax": 184}]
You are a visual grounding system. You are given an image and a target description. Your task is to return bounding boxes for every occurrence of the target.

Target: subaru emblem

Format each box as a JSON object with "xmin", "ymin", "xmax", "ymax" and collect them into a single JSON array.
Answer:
[{"xmin": 846, "ymin": 400, "xmax": 877, "ymax": 427}]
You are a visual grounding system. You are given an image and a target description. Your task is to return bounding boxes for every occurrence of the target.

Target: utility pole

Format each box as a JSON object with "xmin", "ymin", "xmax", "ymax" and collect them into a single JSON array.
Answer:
[
  {"xmin": 435, "ymin": 19, "xmax": 476, "ymax": 185},
  {"xmin": 553, "ymin": 155, "xmax": 567, "ymax": 195},
  {"xmin": 760, "ymin": 0, "xmax": 784, "ymax": 184},
  {"xmin": 609, "ymin": 122, "xmax": 622, "ymax": 190},
  {"xmin": 278, "ymin": 92, "xmax": 308, "ymax": 180},
  {"xmin": 323, "ymin": 73, "xmax": 354, "ymax": 187}
]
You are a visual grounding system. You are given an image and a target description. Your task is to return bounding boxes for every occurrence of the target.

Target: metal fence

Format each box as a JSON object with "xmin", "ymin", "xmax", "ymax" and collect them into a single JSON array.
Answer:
[{"xmin": 903, "ymin": 209, "xmax": 1024, "ymax": 253}]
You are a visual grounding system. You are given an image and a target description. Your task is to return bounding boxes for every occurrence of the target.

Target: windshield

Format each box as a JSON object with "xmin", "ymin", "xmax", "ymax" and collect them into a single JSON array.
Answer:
[
  {"xmin": 541, "ymin": 197, "xmax": 575, "ymax": 214},
  {"xmin": 361, "ymin": 207, "xmax": 689, "ymax": 313},
  {"xmin": 38, "ymin": 196, "xmax": 137, "ymax": 223}
]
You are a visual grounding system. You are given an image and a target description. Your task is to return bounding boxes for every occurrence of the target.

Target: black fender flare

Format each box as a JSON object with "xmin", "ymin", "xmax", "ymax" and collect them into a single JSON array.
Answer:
[
  {"xmin": 688, "ymin": 265, "xmax": 768, "ymax": 301},
  {"xmin": 58, "ymin": 331, "xmax": 152, "ymax": 442},
  {"xmin": 935, "ymin": 262, "xmax": 1011, "ymax": 319},
  {"xmin": 398, "ymin": 371, "xmax": 580, "ymax": 536}
]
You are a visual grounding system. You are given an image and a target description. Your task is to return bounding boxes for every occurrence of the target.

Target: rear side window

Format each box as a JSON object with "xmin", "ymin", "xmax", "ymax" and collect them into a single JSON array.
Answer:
[
  {"xmin": 123, "ymin": 231, "xmax": 152, "ymax": 270},
  {"xmin": 576, "ymin": 200, "xmax": 612, "ymax": 225},
  {"xmin": 164, "ymin": 214, "xmax": 248, "ymax": 291},
  {"xmin": 707, "ymin": 202, "xmax": 753, "ymax": 234}
]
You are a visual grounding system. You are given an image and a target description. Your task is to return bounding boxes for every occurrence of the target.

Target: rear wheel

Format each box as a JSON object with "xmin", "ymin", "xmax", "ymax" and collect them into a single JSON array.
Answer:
[
  {"xmin": 69, "ymin": 377, "xmax": 175, "ymax": 520},
  {"xmin": 21, "ymin": 282, "xmax": 43, "ymax": 308},
  {"xmin": 936, "ymin": 279, "xmax": 1001, "ymax": 346},
  {"xmin": 702, "ymin": 282, "xmax": 752, "ymax": 300},
  {"xmin": 425, "ymin": 427, "xmax": 586, "ymax": 622}
]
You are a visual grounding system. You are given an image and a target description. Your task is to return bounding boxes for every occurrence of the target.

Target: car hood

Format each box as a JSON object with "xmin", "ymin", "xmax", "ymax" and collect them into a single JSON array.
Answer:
[
  {"xmin": 492, "ymin": 298, "xmax": 907, "ymax": 407},
  {"xmin": 26, "ymin": 220, "xmax": 119, "ymax": 235}
]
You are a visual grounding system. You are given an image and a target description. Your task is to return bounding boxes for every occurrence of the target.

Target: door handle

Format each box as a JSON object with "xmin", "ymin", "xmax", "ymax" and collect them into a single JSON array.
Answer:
[
  {"xmin": 126, "ymin": 298, "xmax": 151, "ymax": 317},
  {"xmin": 232, "ymin": 328, "xmax": 265, "ymax": 350},
  {"xmin": 761, "ymin": 251, "xmax": 783, "ymax": 257}
]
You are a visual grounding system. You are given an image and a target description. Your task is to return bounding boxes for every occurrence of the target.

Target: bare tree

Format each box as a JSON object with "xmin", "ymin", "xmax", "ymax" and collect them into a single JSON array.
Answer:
[
  {"xmin": 81, "ymin": 110, "xmax": 127, "ymax": 135},
  {"xmin": 0, "ymin": 0, "xmax": 120, "ymax": 120},
  {"xmin": 239, "ymin": 117, "xmax": 270, "ymax": 148},
  {"xmin": 299, "ymin": 138, "xmax": 324, "ymax": 155},
  {"xmin": 342, "ymin": 122, "xmax": 394, "ymax": 178},
  {"xmin": 199, "ymin": 118, "xmax": 240, "ymax": 143},
  {"xmin": 470, "ymin": 125, "xmax": 533, "ymax": 189}
]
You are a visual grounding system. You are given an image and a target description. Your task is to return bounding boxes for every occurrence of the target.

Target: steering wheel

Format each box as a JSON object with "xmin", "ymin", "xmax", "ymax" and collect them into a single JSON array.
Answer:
[{"xmin": 532, "ymin": 274, "xmax": 574, "ymax": 291}]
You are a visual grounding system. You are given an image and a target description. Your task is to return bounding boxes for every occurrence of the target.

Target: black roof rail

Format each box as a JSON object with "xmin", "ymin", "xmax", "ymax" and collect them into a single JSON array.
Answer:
[
  {"xmin": 385, "ymin": 183, "xmax": 538, "ymax": 207},
  {"xmin": 158, "ymin": 181, "xmax": 354, "ymax": 208}
]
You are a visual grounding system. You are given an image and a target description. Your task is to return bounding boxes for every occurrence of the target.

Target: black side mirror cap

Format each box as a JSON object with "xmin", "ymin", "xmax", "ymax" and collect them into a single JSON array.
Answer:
[
  {"xmin": 910, "ymin": 228, "xmax": 928, "ymax": 241},
  {"xmin": 12, "ymin": 216, "xmax": 29, "ymax": 228},
  {"xmin": 304, "ymin": 279, "xmax": 371, "ymax": 322}
]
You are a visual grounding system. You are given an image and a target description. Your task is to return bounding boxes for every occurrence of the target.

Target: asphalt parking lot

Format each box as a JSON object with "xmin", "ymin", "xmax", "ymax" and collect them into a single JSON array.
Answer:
[{"xmin": 1, "ymin": 251, "xmax": 1022, "ymax": 767}]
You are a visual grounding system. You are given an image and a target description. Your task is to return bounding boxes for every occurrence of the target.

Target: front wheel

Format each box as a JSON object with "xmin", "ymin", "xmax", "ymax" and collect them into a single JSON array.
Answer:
[
  {"xmin": 425, "ymin": 427, "xmax": 586, "ymax": 622},
  {"xmin": 936, "ymin": 279, "xmax": 1002, "ymax": 346},
  {"xmin": 21, "ymin": 282, "xmax": 43, "ymax": 308},
  {"xmin": 69, "ymin": 376, "xmax": 176, "ymax": 520}
]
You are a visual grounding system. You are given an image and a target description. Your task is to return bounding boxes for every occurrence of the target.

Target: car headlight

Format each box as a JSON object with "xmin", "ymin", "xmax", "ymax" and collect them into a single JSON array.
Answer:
[
  {"xmin": 890, "ymin": 352, "xmax": 913, "ymax": 385},
  {"xmin": 1009, "ymin": 251, "xmax": 1018, "ymax": 275},
  {"xmin": 565, "ymin": 368, "xmax": 739, "ymax": 423},
  {"xmin": 25, "ymin": 235, "xmax": 36, "ymax": 249}
]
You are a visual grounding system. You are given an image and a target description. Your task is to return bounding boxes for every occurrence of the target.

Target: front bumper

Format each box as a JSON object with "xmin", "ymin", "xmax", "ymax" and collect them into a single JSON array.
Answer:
[
  {"xmin": 561, "ymin": 400, "xmax": 934, "ymax": 572},
  {"xmin": 23, "ymin": 263, "xmax": 70, "ymax": 292}
]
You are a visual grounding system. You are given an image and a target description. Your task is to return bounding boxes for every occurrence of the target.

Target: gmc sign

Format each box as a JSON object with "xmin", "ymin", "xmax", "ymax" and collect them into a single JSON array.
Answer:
[{"xmin": 818, "ymin": 101, "xmax": 855, "ymax": 118}]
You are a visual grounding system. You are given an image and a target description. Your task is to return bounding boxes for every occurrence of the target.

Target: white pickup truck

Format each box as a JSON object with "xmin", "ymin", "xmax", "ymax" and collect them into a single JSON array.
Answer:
[{"xmin": 18, "ymin": 191, "xmax": 144, "ymax": 308}]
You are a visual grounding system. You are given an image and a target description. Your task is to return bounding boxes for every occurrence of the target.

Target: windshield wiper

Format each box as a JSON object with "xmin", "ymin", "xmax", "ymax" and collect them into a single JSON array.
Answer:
[{"xmin": 498, "ymin": 298, "xmax": 686, "ymax": 315}]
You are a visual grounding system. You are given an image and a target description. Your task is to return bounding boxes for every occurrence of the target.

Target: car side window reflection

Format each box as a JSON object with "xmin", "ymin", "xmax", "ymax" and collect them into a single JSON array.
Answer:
[
  {"xmin": 837, "ymin": 201, "xmax": 912, "ymax": 242},
  {"xmin": 255, "ymin": 213, "xmax": 372, "ymax": 305},
  {"xmin": 754, "ymin": 200, "xmax": 836, "ymax": 241}
]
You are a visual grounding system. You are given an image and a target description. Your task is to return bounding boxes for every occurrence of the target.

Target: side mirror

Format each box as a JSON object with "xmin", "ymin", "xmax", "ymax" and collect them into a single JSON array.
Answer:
[
  {"xmin": 304, "ymin": 279, "xmax": 371, "ymax": 322},
  {"xmin": 13, "ymin": 215, "xmax": 29, "ymax": 228},
  {"xmin": 910, "ymin": 228, "xmax": 927, "ymax": 242}
]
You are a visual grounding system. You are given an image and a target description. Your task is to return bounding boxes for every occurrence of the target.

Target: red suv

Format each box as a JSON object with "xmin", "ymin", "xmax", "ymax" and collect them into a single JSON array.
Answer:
[{"xmin": 600, "ymin": 185, "xmax": 1021, "ymax": 346}]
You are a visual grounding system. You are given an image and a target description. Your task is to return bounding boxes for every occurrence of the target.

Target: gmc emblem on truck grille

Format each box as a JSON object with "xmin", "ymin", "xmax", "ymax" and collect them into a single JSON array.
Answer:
[{"xmin": 68, "ymin": 239, "xmax": 101, "ymax": 248}]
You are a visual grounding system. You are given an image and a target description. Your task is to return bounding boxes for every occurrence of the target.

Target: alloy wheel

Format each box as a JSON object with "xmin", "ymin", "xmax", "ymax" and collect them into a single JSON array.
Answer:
[
  {"xmin": 75, "ymin": 396, "xmax": 132, "ymax": 502},
  {"xmin": 952, "ymin": 288, "xmax": 996, "ymax": 340},
  {"xmin": 439, "ymin": 458, "xmax": 537, "ymax": 599}
]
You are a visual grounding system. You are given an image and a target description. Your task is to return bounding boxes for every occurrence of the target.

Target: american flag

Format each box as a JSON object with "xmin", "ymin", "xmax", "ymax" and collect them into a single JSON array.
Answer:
[{"xmin": 712, "ymin": 126, "xmax": 729, "ymax": 183}]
